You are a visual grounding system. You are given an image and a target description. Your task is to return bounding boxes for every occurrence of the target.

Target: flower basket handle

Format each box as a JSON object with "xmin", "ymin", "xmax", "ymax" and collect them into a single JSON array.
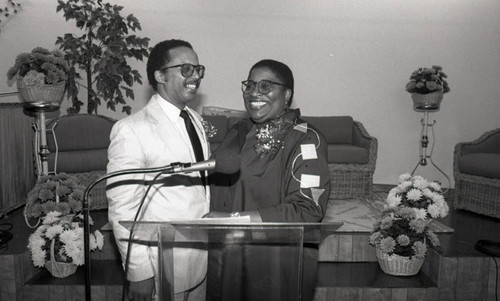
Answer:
[
  {"xmin": 23, "ymin": 207, "xmax": 41, "ymax": 229},
  {"xmin": 50, "ymin": 238, "xmax": 56, "ymax": 262},
  {"xmin": 45, "ymin": 238, "xmax": 77, "ymax": 278}
]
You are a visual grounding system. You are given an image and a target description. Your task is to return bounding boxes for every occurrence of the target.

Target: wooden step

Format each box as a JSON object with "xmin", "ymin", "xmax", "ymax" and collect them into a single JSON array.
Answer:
[
  {"xmin": 319, "ymin": 232, "xmax": 376, "ymax": 262},
  {"xmin": 20, "ymin": 260, "xmax": 124, "ymax": 301},
  {"xmin": 314, "ymin": 262, "xmax": 439, "ymax": 301}
]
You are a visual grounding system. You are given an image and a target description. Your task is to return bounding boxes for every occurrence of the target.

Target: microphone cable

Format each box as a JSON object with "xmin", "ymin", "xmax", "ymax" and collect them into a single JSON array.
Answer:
[{"xmin": 122, "ymin": 171, "xmax": 164, "ymax": 301}]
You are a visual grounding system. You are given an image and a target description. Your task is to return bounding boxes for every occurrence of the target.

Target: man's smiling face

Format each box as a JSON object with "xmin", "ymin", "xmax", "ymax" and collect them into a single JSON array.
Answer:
[{"xmin": 161, "ymin": 46, "xmax": 202, "ymax": 109}]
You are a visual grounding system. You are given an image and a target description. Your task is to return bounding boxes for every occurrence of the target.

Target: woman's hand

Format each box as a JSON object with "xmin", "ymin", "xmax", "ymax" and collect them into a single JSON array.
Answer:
[
  {"xmin": 202, "ymin": 210, "xmax": 263, "ymax": 222},
  {"xmin": 202, "ymin": 211, "xmax": 232, "ymax": 218}
]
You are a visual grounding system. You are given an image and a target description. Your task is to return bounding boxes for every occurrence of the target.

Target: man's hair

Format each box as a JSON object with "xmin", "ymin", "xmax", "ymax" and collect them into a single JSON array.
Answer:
[
  {"xmin": 147, "ymin": 39, "xmax": 193, "ymax": 91},
  {"xmin": 249, "ymin": 59, "xmax": 295, "ymax": 105}
]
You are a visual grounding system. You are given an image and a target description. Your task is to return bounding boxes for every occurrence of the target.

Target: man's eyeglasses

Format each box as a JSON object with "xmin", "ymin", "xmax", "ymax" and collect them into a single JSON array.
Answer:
[
  {"xmin": 162, "ymin": 64, "xmax": 205, "ymax": 78},
  {"xmin": 241, "ymin": 80, "xmax": 287, "ymax": 95}
]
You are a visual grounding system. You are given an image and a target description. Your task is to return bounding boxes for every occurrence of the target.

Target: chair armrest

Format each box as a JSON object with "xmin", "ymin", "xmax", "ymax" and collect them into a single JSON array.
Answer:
[
  {"xmin": 352, "ymin": 121, "xmax": 378, "ymax": 168},
  {"xmin": 454, "ymin": 128, "xmax": 500, "ymax": 177},
  {"xmin": 459, "ymin": 128, "xmax": 500, "ymax": 155}
]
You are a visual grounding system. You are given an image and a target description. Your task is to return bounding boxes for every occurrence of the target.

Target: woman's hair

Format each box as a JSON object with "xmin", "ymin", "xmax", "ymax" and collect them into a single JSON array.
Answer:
[
  {"xmin": 249, "ymin": 59, "xmax": 294, "ymax": 105},
  {"xmin": 147, "ymin": 39, "xmax": 193, "ymax": 91}
]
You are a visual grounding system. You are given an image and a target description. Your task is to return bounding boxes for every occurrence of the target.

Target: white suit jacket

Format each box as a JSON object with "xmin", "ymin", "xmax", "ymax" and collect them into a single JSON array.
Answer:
[{"xmin": 106, "ymin": 94, "xmax": 210, "ymax": 293}]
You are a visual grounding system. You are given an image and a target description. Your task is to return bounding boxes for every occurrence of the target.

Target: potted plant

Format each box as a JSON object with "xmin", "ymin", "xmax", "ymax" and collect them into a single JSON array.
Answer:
[
  {"xmin": 24, "ymin": 173, "xmax": 85, "ymax": 228},
  {"xmin": 369, "ymin": 173, "xmax": 449, "ymax": 276},
  {"xmin": 405, "ymin": 65, "xmax": 450, "ymax": 112},
  {"xmin": 55, "ymin": 0, "xmax": 150, "ymax": 115},
  {"xmin": 6, "ymin": 47, "xmax": 70, "ymax": 104},
  {"xmin": 27, "ymin": 211, "xmax": 104, "ymax": 278}
]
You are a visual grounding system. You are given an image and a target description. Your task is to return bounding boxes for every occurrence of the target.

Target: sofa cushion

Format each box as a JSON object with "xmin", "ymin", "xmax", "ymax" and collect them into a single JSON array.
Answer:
[
  {"xmin": 48, "ymin": 149, "xmax": 109, "ymax": 173},
  {"xmin": 459, "ymin": 153, "xmax": 500, "ymax": 179},
  {"xmin": 45, "ymin": 114, "xmax": 116, "ymax": 174},
  {"xmin": 328, "ymin": 144, "xmax": 369, "ymax": 164},
  {"xmin": 202, "ymin": 106, "xmax": 248, "ymax": 118},
  {"xmin": 302, "ymin": 116, "xmax": 353, "ymax": 144},
  {"xmin": 47, "ymin": 114, "xmax": 115, "ymax": 151}
]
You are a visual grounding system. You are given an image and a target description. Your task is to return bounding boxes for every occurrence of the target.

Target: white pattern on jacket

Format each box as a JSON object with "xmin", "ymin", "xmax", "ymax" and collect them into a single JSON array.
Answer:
[{"xmin": 106, "ymin": 94, "xmax": 210, "ymax": 295}]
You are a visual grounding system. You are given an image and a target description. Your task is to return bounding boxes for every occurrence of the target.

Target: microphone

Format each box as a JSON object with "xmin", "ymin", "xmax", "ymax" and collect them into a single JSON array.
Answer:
[
  {"xmin": 167, "ymin": 148, "xmax": 240, "ymax": 174},
  {"xmin": 169, "ymin": 159, "xmax": 216, "ymax": 173}
]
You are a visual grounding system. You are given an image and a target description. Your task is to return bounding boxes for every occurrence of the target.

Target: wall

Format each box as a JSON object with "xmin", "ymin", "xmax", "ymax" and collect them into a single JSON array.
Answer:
[{"xmin": 1, "ymin": 0, "xmax": 499, "ymax": 186}]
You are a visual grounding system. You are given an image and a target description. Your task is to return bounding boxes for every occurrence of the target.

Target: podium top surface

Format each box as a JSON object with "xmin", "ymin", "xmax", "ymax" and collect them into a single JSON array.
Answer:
[{"xmin": 119, "ymin": 220, "xmax": 343, "ymax": 244}]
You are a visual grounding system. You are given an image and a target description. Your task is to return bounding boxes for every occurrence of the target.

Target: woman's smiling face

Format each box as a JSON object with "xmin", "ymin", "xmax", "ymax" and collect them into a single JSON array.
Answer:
[{"xmin": 243, "ymin": 66, "xmax": 291, "ymax": 124}]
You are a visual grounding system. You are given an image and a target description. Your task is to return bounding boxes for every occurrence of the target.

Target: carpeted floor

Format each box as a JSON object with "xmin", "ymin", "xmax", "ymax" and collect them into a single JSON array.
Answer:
[
  {"xmin": 323, "ymin": 191, "xmax": 454, "ymax": 233},
  {"xmin": 323, "ymin": 195, "xmax": 386, "ymax": 232}
]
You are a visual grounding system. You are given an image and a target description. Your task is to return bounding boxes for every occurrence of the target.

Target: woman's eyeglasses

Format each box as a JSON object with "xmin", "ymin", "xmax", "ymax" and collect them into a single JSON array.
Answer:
[
  {"xmin": 241, "ymin": 80, "xmax": 287, "ymax": 94},
  {"xmin": 162, "ymin": 64, "xmax": 205, "ymax": 78}
]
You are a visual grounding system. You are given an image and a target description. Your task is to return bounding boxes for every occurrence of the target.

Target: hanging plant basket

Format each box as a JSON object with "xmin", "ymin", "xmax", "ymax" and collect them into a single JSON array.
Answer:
[
  {"xmin": 17, "ymin": 78, "xmax": 66, "ymax": 105},
  {"xmin": 376, "ymin": 248, "xmax": 425, "ymax": 276},
  {"xmin": 411, "ymin": 90, "xmax": 443, "ymax": 112},
  {"xmin": 44, "ymin": 239, "xmax": 77, "ymax": 278}
]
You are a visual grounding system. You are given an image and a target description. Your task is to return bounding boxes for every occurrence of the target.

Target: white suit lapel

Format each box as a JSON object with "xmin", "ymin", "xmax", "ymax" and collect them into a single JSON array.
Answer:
[{"xmin": 144, "ymin": 96, "xmax": 209, "ymax": 196}]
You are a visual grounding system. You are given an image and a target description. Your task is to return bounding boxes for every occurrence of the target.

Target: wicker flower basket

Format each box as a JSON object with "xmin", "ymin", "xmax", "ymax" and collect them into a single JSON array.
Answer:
[
  {"xmin": 376, "ymin": 248, "xmax": 424, "ymax": 276},
  {"xmin": 411, "ymin": 90, "xmax": 443, "ymax": 112},
  {"xmin": 17, "ymin": 78, "xmax": 66, "ymax": 104},
  {"xmin": 44, "ymin": 238, "xmax": 77, "ymax": 278}
]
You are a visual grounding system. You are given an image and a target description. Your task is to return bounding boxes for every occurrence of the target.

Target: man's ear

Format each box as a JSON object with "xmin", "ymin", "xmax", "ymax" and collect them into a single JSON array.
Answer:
[
  {"xmin": 154, "ymin": 70, "xmax": 166, "ymax": 84},
  {"xmin": 284, "ymin": 89, "xmax": 292, "ymax": 108}
]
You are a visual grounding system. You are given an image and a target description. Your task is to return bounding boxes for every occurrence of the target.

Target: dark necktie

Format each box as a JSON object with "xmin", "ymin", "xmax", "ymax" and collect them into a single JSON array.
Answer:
[{"xmin": 180, "ymin": 109, "xmax": 205, "ymax": 163}]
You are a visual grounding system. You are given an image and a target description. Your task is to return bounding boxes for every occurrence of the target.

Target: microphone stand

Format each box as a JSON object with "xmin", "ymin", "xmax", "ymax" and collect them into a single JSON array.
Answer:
[{"xmin": 82, "ymin": 164, "xmax": 178, "ymax": 301}]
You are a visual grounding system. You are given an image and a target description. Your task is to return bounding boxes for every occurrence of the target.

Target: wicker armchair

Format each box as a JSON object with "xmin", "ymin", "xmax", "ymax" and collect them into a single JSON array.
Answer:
[
  {"xmin": 302, "ymin": 116, "xmax": 378, "ymax": 199},
  {"xmin": 46, "ymin": 114, "xmax": 116, "ymax": 210},
  {"xmin": 327, "ymin": 121, "xmax": 378, "ymax": 199},
  {"xmin": 453, "ymin": 128, "xmax": 500, "ymax": 218}
]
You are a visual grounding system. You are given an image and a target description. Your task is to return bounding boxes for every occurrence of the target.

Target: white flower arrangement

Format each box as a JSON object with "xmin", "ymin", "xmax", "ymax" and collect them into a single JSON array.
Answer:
[
  {"xmin": 27, "ymin": 211, "xmax": 104, "ymax": 267},
  {"xmin": 369, "ymin": 173, "xmax": 449, "ymax": 259}
]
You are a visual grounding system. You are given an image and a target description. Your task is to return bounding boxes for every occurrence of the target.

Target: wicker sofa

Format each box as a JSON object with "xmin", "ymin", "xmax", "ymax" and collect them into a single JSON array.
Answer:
[
  {"xmin": 45, "ymin": 114, "xmax": 116, "ymax": 210},
  {"xmin": 203, "ymin": 113, "xmax": 378, "ymax": 199},
  {"xmin": 453, "ymin": 128, "xmax": 500, "ymax": 218},
  {"xmin": 43, "ymin": 111, "xmax": 377, "ymax": 206}
]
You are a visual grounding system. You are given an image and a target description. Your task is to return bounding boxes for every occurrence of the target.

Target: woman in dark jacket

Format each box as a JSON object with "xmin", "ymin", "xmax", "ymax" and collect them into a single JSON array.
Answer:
[{"xmin": 205, "ymin": 59, "xmax": 331, "ymax": 301}]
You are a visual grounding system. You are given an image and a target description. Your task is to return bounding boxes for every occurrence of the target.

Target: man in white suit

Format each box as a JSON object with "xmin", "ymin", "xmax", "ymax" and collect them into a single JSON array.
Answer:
[{"xmin": 107, "ymin": 39, "xmax": 209, "ymax": 301}]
